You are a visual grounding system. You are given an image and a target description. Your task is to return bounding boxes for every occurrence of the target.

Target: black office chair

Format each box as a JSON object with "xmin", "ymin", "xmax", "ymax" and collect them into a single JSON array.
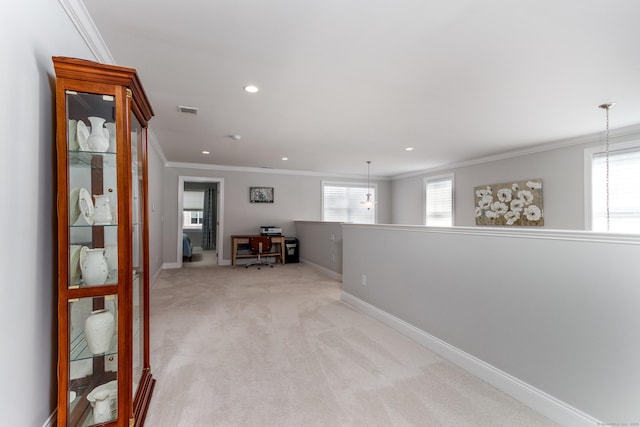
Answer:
[{"xmin": 245, "ymin": 236, "xmax": 274, "ymax": 269}]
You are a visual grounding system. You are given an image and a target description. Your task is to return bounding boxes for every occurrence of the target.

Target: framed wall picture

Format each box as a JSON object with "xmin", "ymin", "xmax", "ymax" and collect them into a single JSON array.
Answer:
[
  {"xmin": 250, "ymin": 187, "xmax": 274, "ymax": 203},
  {"xmin": 474, "ymin": 179, "xmax": 544, "ymax": 226}
]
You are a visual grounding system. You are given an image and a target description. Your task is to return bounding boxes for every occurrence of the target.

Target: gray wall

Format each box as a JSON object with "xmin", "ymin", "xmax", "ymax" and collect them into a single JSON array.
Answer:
[
  {"xmin": 147, "ymin": 135, "xmax": 165, "ymax": 280},
  {"xmin": 162, "ymin": 165, "xmax": 391, "ymax": 265},
  {"xmin": 342, "ymin": 224, "xmax": 640, "ymax": 424},
  {"xmin": 295, "ymin": 221, "xmax": 344, "ymax": 274},
  {"xmin": 391, "ymin": 130, "xmax": 640, "ymax": 228},
  {"xmin": 0, "ymin": 2, "xmax": 95, "ymax": 425}
]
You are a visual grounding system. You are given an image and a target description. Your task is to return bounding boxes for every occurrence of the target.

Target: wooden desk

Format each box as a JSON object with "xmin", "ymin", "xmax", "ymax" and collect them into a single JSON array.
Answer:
[{"xmin": 231, "ymin": 235, "xmax": 285, "ymax": 267}]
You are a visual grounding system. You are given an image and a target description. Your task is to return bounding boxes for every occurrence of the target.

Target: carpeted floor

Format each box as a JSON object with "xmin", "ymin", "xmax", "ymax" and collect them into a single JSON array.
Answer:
[
  {"xmin": 183, "ymin": 249, "xmax": 218, "ymax": 268},
  {"xmin": 145, "ymin": 263, "xmax": 557, "ymax": 426}
]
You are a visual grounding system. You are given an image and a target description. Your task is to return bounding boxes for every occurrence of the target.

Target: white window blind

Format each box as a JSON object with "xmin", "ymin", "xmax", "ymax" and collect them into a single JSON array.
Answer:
[
  {"xmin": 183, "ymin": 191, "xmax": 204, "ymax": 210},
  {"xmin": 322, "ymin": 182, "xmax": 376, "ymax": 223},
  {"xmin": 592, "ymin": 147, "xmax": 640, "ymax": 233},
  {"xmin": 425, "ymin": 175, "xmax": 453, "ymax": 226}
]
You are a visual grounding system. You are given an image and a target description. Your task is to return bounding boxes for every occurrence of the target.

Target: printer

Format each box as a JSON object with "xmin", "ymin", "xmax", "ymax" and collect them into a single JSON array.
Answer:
[{"xmin": 260, "ymin": 226, "xmax": 282, "ymax": 236}]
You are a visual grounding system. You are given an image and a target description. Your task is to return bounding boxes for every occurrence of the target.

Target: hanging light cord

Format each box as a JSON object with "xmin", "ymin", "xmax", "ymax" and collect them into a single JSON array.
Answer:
[
  {"xmin": 605, "ymin": 106, "xmax": 610, "ymax": 232},
  {"xmin": 599, "ymin": 103, "xmax": 614, "ymax": 232},
  {"xmin": 361, "ymin": 160, "xmax": 376, "ymax": 210},
  {"xmin": 367, "ymin": 161, "xmax": 371, "ymax": 195}
]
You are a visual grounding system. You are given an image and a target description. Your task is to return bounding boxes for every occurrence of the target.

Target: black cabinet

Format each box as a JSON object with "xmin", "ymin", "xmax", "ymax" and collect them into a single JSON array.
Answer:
[{"xmin": 285, "ymin": 237, "xmax": 299, "ymax": 263}]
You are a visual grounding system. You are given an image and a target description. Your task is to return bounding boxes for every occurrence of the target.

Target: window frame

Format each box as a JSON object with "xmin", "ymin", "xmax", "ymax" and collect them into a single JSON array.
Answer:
[
  {"xmin": 321, "ymin": 180, "xmax": 378, "ymax": 224},
  {"xmin": 423, "ymin": 173, "xmax": 454, "ymax": 227},
  {"xmin": 182, "ymin": 210, "xmax": 204, "ymax": 229},
  {"xmin": 584, "ymin": 139, "xmax": 640, "ymax": 232}
]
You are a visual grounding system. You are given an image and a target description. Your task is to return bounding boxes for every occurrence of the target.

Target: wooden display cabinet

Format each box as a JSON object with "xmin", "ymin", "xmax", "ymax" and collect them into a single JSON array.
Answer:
[{"xmin": 53, "ymin": 57, "xmax": 155, "ymax": 426}]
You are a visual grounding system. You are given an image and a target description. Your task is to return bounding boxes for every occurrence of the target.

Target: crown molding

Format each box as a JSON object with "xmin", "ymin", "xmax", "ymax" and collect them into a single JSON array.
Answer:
[
  {"xmin": 59, "ymin": 0, "xmax": 114, "ymax": 64},
  {"xmin": 165, "ymin": 161, "xmax": 390, "ymax": 180},
  {"xmin": 392, "ymin": 123, "xmax": 640, "ymax": 181},
  {"xmin": 59, "ymin": 0, "xmax": 172, "ymax": 168},
  {"xmin": 147, "ymin": 129, "xmax": 168, "ymax": 165},
  {"xmin": 60, "ymin": 0, "xmax": 640, "ymax": 182}
]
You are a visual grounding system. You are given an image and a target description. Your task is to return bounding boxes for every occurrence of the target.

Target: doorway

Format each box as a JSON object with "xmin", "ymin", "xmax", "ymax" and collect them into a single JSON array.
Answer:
[{"xmin": 177, "ymin": 176, "xmax": 224, "ymax": 268}]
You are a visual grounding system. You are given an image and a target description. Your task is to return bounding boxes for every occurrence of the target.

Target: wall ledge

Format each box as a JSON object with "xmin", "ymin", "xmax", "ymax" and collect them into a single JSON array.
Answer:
[
  {"xmin": 343, "ymin": 223, "xmax": 640, "ymax": 245},
  {"xmin": 341, "ymin": 291, "xmax": 601, "ymax": 427},
  {"xmin": 294, "ymin": 220, "xmax": 346, "ymax": 224}
]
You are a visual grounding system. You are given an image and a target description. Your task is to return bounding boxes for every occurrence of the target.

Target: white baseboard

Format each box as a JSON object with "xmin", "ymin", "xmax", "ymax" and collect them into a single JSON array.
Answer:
[
  {"xmin": 300, "ymin": 259, "xmax": 342, "ymax": 282},
  {"xmin": 162, "ymin": 262, "xmax": 181, "ymax": 269},
  {"xmin": 341, "ymin": 291, "xmax": 601, "ymax": 427},
  {"xmin": 151, "ymin": 266, "xmax": 163, "ymax": 287},
  {"xmin": 42, "ymin": 410, "xmax": 56, "ymax": 427}
]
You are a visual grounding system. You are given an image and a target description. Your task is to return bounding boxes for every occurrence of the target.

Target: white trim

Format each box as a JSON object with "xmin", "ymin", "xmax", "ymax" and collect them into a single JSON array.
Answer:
[
  {"xmin": 300, "ymin": 259, "xmax": 342, "ymax": 282},
  {"xmin": 42, "ymin": 410, "xmax": 56, "ymax": 427},
  {"xmin": 162, "ymin": 262, "xmax": 181, "ymax": 270},
  {"xmin": 342, "ymin": 223, "xmax": 640, "ymax": 244},
  {"xmin": 393, "ymin": 123, "xmax": 640, "ymax": 181},
  {"xmin": 150, "ymin": 265, "xmax": 163, "ymax": 289},
  {"xmin": 167, "ymin": 161, "xmax": 389, "ymax": 180},
  {"xmin": 341, "ymin": 291, "xmax": 601, "ymax": 427},
  {"xmin": 423, "ymin": 172, "xmax": 455, "ymax": 226},
  {"xmin": 147, "ymin": 128, "xmax": 168, "ymax": 166},
  {"xmin": 58, "ymin": 0, "xmax": 115, "ymax": 64},
  {"xmin": 178, "ymin": 176, "xmax": 224, "ymax": 268}
]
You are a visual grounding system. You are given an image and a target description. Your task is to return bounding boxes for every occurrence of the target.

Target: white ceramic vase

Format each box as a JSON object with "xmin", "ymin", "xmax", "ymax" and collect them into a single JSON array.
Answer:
[
  {"xmin": 87, "ymin": 116, "xmax": 109, "ymax": 152},
  {"xmin": 91, "ymin": 389, "xmax": 112, "ymax": 423},
  {"xmin": 93, "ymin": 195, "xmax": 113, "ymax": 225},
  {"xmin": 84, "ymin": 308, "xmax": 115, "ymax": 355},
  {"xmin": 104, "ymin": 244, "xmax": 118, "ymax": 270},
  {"xmin": 80, "ymin": 247, "xmax": 108, "ymax": 286},
  {"xmin": 104, "ymin": 122, "xmax": 117, "ymax": 152}
]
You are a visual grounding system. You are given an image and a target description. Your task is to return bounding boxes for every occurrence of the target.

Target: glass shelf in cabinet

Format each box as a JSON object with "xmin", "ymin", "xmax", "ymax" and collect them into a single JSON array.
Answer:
[
  {"xmin": 69, "ymin": 223, "xmax": 118, "ymax": 228},
  {"xmin": 69, "ymin": 274, "xmax": 118, "ymax": 288},
  {"xmin": 68, "ymin": 151, "xmax": 117, "ymax": 167},
  {"xmin": 70, "ymin": 327, "xmax": 118, "ymax": 362}
]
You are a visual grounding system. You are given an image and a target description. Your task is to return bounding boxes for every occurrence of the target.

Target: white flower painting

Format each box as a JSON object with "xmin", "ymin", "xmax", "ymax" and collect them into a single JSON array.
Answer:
[{"xmin": 474, "ymin": 179, "xmax": 544, "ymax": 226}]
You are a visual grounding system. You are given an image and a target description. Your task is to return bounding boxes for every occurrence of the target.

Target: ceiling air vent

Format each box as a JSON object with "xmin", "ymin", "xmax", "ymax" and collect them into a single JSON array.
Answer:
[{"xmin": 177, "ymin": 105, "xmax": 199, "ymax": 115}]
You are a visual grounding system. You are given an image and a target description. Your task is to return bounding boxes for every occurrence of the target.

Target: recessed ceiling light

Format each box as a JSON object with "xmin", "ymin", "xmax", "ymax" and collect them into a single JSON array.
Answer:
[
  {"xmin": 202, "ymin": 150, "xmax": 210, "ymax": 155},
  {"xmin": 243, "ymin": 85, "xmax": 259, "ymax": 93},
  {"xmin": 229, "ymin": 134, "xmax": 242, "ymax": 140},
  {"xmin": 282, "ymin": 157, "xmax": 288, "ymax": 161},
  {"xmin": 405, "ymin": 147, "xmax": 414, "ymax": 151}
]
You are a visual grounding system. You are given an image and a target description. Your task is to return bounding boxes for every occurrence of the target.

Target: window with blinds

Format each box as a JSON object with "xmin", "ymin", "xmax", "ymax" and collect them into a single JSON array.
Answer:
[
  {"xmin": 591, "ymin": 147, "xmax": 640, "ymax": 233},
  {"xmin": 322, "ymin": 182, "xmax": 376, "ymax": 223},
  {"xmin": 425, "ymin": 174, "xmax": 453, "ymax": 226},
  {"xmin": 183, "ymin": 190, "xmax": 204, "ymax": 228}
]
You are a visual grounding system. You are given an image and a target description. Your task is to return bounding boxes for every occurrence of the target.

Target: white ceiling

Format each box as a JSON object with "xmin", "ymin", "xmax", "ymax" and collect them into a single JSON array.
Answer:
[{"xmin": 82, "ymin": 0, "xmax": 640, "ymax": 178}]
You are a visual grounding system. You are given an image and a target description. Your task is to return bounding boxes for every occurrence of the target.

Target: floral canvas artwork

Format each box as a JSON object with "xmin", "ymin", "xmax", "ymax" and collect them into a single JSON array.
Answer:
[{"xmin": 474, "ymin": 179, "xmax": 544, "ymax": 226}]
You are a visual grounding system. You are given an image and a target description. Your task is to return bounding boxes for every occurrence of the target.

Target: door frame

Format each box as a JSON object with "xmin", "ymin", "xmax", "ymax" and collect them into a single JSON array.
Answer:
[{"xmin": 177, "ymin": 176, "xmax": 224, "ymax": 267}]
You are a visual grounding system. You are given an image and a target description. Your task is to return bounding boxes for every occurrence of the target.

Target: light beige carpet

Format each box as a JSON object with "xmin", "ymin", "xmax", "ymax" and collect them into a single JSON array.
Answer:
[
  {"xmin": 183, "ymin": 249, "xmax": 218, "ymax": 268},
  {"xmin": 146, "ymin": 264, "xmax": 557, "ymax": 426}
]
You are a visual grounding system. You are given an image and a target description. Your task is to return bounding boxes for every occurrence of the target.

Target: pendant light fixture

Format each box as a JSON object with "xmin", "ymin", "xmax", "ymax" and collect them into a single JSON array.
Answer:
[
  {"xmin": 599, "ymin": 102, "xmax": 615, "ymax": 232},
  {"xmin": 361, "ymin": 160, "xmax": 377, "ymax": 210}
]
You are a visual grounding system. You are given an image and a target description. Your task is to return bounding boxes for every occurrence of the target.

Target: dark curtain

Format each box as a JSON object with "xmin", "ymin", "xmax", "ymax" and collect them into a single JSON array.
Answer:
[{"xmin": 202, "ymin": 187, "xmax": 216, "ymax": 250}]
